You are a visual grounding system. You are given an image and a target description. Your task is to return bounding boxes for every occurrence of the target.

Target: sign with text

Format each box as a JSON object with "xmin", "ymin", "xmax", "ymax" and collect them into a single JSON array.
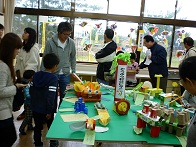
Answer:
[
  {"xmin": 137, "ymin": 30, "xmax": 144, "ymax": 52},
  {"xmin": 114, "ymin": 59, "xmax": 127, "ymax": 101}
]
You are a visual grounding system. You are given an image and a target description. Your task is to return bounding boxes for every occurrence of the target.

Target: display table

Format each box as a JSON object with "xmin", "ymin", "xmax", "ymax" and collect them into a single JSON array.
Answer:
[{"xmin": 46, "ymin": 88, "xmax": 181, "ymax": 146}]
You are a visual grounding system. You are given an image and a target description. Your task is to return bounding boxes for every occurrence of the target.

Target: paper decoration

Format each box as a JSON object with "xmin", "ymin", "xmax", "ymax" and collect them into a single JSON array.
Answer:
[
  {"xmin": 59, "ymin": 108, "xmax": 75, "ymax": 112},
  {"xmin": 63, "ymin": 97, "xmax": 78, "ymax": 103},
  {"xmin": 134, "ymin": 93, "xmax": 145, "ymax": 105},
  {"xmin": 60, "ymin": 114, "xmax": 89, "ymax": 122},
  {"xmin": 95, "ymin": 23, "xmax": 102, "ymax": 29},
  {"xmin": 83, "ymin": 130, "xmax": 96, "ymax": 145},
  {"xmin": 137, "ymin": 30, "xmax": 144, "ymax": 52},
  {"xmin": 115, "ymin": 34, "xmax": 119, "ymax": 43},
  {"xmin": 80, "ymin": 37, "xmax": 86, "ymax": 46},
  {"xmin": 148, "ymin": 26, "xmax": 158, "ymax": 36},
  {"xmin": 110, "ymin": 23, "xmax": 117, "ymax": 30},
  {"xmin": 79, "ymin": 21, "xmax": 88, "ymax": 27}
]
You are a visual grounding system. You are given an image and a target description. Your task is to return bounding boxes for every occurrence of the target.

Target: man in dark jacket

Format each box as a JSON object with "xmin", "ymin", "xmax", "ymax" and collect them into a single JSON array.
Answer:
[
  {"xmin": 137, "ymin": 35, "xmax": 168, "ymax": 92},
  {"xmin": 95, "ymin": 29, "xmax": 117, "ymax": 85}
]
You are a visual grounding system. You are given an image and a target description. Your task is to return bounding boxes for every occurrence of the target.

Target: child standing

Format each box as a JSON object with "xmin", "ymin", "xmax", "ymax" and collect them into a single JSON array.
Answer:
[
  {"xmin": 19, "ymin": 70, "xmax": 35, "ymax": 135},
  {"xmin": 30, "ymin": 53, "xmax": 60, "ymax": 147},
  {"xmin": 126, "ymin": 53, "xmax": 139, "ymax": 87}
]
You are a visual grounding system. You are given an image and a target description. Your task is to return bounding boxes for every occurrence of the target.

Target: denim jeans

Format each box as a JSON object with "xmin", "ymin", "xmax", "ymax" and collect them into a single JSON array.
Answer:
[{"xmin": 57, "ymin": 74, "xmax": 70, "ymax": 105}]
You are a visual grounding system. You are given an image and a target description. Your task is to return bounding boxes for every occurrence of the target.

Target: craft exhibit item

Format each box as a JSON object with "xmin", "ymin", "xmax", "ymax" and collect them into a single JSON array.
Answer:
[
  {"xmin": 113, "ymin": 99, "xmax": 130, "ymax": 115},
  {"xmin": 94, "ymin": 102, "xmax": 110, "ymax": 126},
  {"xmin": 74, "ymin": 81, "xmax": 101, "ymax": 102}
]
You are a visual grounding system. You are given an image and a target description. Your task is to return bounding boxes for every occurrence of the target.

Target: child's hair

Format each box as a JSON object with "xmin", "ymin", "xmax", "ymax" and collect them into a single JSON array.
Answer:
[
  {"xmin": 130, "ymin": 52, "xmax": 137, "ymax": 60},
  {"xmin": 179, "ymin": 56, "xmax": 196, "ymax": 81},
  {"xmin": 43, "ymin": 53, "xmax": 60, "ymax": 69},
  {"xmin": 23, "ymin": 70, "xmax": 35, "ymax": 80}
]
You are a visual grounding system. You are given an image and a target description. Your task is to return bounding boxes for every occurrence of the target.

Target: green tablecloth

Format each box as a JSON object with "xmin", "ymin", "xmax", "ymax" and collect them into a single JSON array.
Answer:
[{"xmin": 46, "ymin": 88, "xmax": 181, "ymax": 145}]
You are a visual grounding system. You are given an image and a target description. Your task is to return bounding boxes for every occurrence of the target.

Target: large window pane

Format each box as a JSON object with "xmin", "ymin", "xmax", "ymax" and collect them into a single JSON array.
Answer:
[
  {"xmin": 74, "ymin": 18, "xmax": 107, "ymax": 62},
  {"xmin": 108, "ymin": 21, "xmax": 138, "ymax": 53},
  {"xmin": 144, "ymin": 0, "xmax": 176, "ymax": 19},
  {"xmin": 109, "ymin": 0, "xmax": 141, "ymax": 16},
  {"xmin": 40, "ymin": 0, "xmax": 71, "ymax": 10},
  {"xmin": 171, "ymin": 27, "xmax": 196, "ymax": 67},
  {"xmin": 176, "ymin": 0, "xmax": 196, "ymax": 21},
  {"xmin": 75, "ymin": 0, "xmax": 107, "ymax": 14},
  {"xmin": 15, "ymin": 0, "xmax": 38, "ymax": 8},
  {"xmin": 13, "ymin": 14, "xmax": 37, "ymax": 37},
  {"xmin": 141, "ymin": 23, "xmax": 173, "ymax": 67},
  {"xmin": 39, "ymin": 16, "xmax": 69, "ymax": 53}
]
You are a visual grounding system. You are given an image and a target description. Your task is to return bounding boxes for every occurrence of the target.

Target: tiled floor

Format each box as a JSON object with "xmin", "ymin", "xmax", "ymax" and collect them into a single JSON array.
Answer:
[{"xmin": 12, "ymin": 107, "xmax": 175, "ymax": 147}]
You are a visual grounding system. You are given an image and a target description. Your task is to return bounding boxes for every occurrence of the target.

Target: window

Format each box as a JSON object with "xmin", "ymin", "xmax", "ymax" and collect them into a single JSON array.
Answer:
[
  {"xmin": 171, "ymin": 27, "xmax": 196, "ymax": 67},
  {"xmin": 176, "ymin": 0, "xmax": 196, "ymax": 21},
  {"xmin": 109, "ymin": 0, "xmax": 141, "ymax": 16},
  {"xmin": 14, "ymin": 0, "xmax": 196, "ymax": 68},
  {"xmin": 13, "ymin": 14, "xmax": 37, "ymax": 37},
  {"xmin": 15, "ymin": 0, "xmax": 38, "ymax": 8},
  {"xmin": 75, "ymin": 0, "xmax": 107, "ymax": 14},
  {"xmin": 141, "ymin": 23, "xmax": 173, "ymax": 67},
  {"xmin": 144, "ymin": 0, "xmax": 176, "ymax": 19},
  {"xmin": 40, "ymin": 0, "xmax": 71, "ymax": 11},
  {"xmin": 107, "ymin": 21, "xmax": 138, "ymax": 53},
  {"xmin": 39, "ymin": 16, "xmax": 69, "ymax": 52},
  {"xmin": 74, "ymin": 18, "xmax": 107, "ymax": 62}
]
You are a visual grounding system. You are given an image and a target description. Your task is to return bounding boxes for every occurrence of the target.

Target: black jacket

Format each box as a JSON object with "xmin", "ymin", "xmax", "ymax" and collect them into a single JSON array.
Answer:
[
  {"xmin": 30, "ymin": 71, "xmax": 58, "ymax": 114},
  {"xmin": 95, "ymin": 41, "xmax": 117, "ymax": 80},
  {"xmin": 139, "ymin": 42, "xmax": 168, "ymax": 78}
]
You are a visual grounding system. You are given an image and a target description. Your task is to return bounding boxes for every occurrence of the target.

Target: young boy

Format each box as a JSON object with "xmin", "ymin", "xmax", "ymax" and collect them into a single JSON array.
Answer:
[
  {"xmin": 181, "ymin": 90, "xmax": 196, "ymax": 109},
  {"xmin": 30, "ymin": 53, "xmax": 60, "ymax": 147},
  {"xmin": 126, "ymin": 52, "xmax": 138, "ymax": 87},
  {"xmin": 19, "ymin": 70, "xmax": 35, "ymax": 135}
]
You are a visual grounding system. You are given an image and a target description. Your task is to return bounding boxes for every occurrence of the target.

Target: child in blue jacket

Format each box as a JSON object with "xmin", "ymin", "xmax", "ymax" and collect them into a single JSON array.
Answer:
[
  {"xmin": 19, "ymin": 70, "xmax": 35, "ymax": 135},
  {"xmin": 30, "ymin": 53, "xmax": 60, "ymax": 147}
]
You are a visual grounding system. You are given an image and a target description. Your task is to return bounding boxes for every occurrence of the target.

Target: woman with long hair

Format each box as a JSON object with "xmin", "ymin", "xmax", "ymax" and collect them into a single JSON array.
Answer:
[
  {"xmin": 15, "ymin": 27, "xmax": 40, "ymax": 120},
  {"xmin": 0, "ymin": 33, "xmax": 27, "ymax": 147}
]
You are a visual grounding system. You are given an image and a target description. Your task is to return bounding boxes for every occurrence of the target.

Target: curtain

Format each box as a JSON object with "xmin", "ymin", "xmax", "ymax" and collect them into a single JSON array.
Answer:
[{"xmin": 4, "ymin": 0, "xmax": 15, "ymax": 34}]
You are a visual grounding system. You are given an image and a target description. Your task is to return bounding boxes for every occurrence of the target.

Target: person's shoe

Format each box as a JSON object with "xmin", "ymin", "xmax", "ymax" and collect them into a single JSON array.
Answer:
[
  {"xmin": 19, "ymin": 129, "xmax": 26, "ymax": 135},
  {"xmin": 50, "ymin": 140, "xmax": 59, "ymax": 147},
  {"xmin": 27, "ymin": 125, "xmax": 34, "ymax": 130},
  {"xmin": 17, "ymin": 114, "xmax": 25, "ymax": 120}
]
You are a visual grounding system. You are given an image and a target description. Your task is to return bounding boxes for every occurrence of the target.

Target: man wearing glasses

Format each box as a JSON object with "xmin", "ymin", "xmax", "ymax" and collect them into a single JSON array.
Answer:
[{"xmin": 41, "ymin": 21, "xmax": 76, "ymax": 105}]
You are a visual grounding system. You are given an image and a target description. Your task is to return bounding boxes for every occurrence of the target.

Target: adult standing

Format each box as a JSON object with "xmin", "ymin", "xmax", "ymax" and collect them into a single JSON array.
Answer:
[
  {"xmin": 40, "ymin": 21, "xmax": 76, "ymax": 105},
  {"xmin": 0, "ymin": 23, "xmax": 4, "ymax": 42},
  {"xmin": 95, "ymin": 29, "xmax": 117, "ymax": 85},
  {"xmin": 137, "ymin": 35, "xmax": 168, "ymax": 92},
  {"xmin": 180, "ymin": 37, "xmax": 196, "ymax": 94},
  {"xmin": 0, "ymin": 33, "xmax": 27, "ymax": 147},
  {"xmin": 183, "ymin": 37, "xmax": 196, "ymax": 59},
  {"xmin": 15, "ymin": 27, "xmax": 40, "ymax": 120}
]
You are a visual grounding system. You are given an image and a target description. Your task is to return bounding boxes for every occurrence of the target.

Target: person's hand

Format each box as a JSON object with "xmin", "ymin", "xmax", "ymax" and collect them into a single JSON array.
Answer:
[
  {"xmin": 15, "ymin": 83, "xmax": 28, "ymax": 89},
  {"xmin": 136, "ymin": 67, "xmax": 140, "ymax": 74},
  {"xmin": 148, "ymin": 54, "xmax": 151, "ymax": 59},
  {"xmin": 46, "ymin": 114, "xmax": 52, "ymax": 120}
]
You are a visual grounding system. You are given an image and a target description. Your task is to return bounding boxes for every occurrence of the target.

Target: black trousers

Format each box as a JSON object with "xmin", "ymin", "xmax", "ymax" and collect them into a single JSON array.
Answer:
[
  {"xmin": 32, "ymin": 111, "xmax": 54, "ymax": 146},
  {"xmin": 150, "ymin": 76, "xmax": 168, "ymax": 93},
  {"xmin": 0, "ymin": 120, "xmax": 17, "ymax": 147}
]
